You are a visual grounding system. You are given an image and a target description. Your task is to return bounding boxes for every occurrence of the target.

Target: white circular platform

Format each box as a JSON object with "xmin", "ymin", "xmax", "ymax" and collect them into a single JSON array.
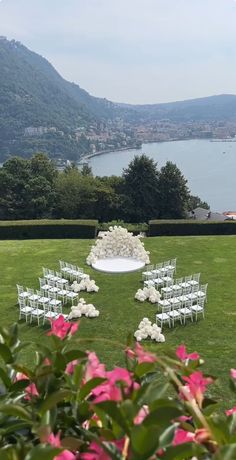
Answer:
[{"xmin": 92, "ymin": 257, "xmax": 145, "ymax": 274}]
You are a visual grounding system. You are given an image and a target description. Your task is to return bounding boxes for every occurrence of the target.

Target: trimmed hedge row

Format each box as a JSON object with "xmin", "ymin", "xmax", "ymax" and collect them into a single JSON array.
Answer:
[
  {"xmin": 149, "ymin": 220, "xmax": 236, "ymax": 236},
  {"xmin": 0, "ymin": 220, "xmax": 98, "ymax": 240}
]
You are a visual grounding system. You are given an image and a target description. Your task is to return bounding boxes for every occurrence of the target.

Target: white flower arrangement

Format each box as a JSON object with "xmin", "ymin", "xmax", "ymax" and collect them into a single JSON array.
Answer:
[
  {"xmin": 68, "ymin": 298, "xmax": 100, "ymax": 319},
  {"xmin": 135, "ymin": 287, "xmax": 161, "ymax": 304},
  {"xmin": 72, "ymin": 278, "xmax": 99, "ymax": 293},
  {"xmin": 134, "ymin": 317, "xmax": 165, "ymax": 343},
  {"xmin": 86, "ymin": 226, "xmax": 150, "ymax": 266}
]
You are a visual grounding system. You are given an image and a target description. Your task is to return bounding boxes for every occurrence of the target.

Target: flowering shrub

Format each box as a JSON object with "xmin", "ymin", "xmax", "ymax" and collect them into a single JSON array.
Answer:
[
  {"xmin": 86, "ymin": 226, "xmax": 150, "ymax": 265},
  {"xmin": 0, "ymin": 320, "xmax": 236, "ymax": 459}
]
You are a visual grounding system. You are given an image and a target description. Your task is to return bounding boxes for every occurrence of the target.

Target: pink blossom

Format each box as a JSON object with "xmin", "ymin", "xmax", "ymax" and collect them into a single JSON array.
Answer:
[
  {"xmin": 194, "ymin": 428, "xmax": 210, "ymax": 444},
  {"xmin": 230, "ymin": 369, "xmax": 236, "ymax": 379},
  {"xmin": 135, "ymin": 343, "xmax": 157, "ymax": 364},
  {"xmin": 84, "ymin": 352, "xmax": 106, "ymax": 381},
  {"xmin": 15, "ymin": 373, "xmax": 39, "ymax": 400},
  {"xmin": 172, "ymin": 428, "xmax": 195, "ymax": 446},
  {"xmin": 65, "ymin": 360, "xmax": 79, "ymax": 375},
  {"xmin": 47, "ymin": 316, "xmax": 79, "ymax": 340},
  {"xmin": 47, "ymin": 433, "xmax": 76, "ymax": 460},
  {"xmin": 225, "ymin": 406, "xmax": 236, "ymax": 416},
  {"xmin": 80, "ymin": 439, "xmax": 125, "ymax": 460},
  {"xmin": 92, "ymin": 367, "xmax": 134, "ymax": 403},
  {"xmin": 181, "ymin": 371, "xmax": 213, "ymax": 407},
  {"xmin": 176, "ymin": 344, "xmax": 200, "ymax": 362},
  {"xmin": 134, "ymin": 405, "xmax": 149, "ymax": 425}
]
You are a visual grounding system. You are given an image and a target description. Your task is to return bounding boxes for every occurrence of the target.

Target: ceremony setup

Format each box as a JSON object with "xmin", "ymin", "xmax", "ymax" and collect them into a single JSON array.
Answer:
[{"xmin": 16, "ymin": 227, "xmax": 207, "ymax": 347}]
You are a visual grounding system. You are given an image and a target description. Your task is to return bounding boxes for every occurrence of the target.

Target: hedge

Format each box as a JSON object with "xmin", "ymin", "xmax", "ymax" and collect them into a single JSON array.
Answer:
[
  {"xmin": 149, "ymin": 220, "xmax": 236, "ymax": 236},
  {"xmin": 0, "ymin": 220, "xmax": 98, "ymax": 240}
]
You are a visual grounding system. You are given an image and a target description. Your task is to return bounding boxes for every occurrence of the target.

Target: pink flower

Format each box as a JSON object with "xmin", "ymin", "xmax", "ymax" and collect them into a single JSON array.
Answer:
[
  {"xmin": 47, "ymin": 316, "xmax": 79, "ymax": 340},
  {"xmin": 84, "ymin": 352, "xmax": 106, "ymax": 381},
  {"xmin": 65, "ymin": 360, "xmax": 79, "ymax": 375},
  {"xmin": 181, "ymin": 371, "xmax": 213, "ymax": 407},
  {"xmin": 225, "ymin": 406, "xmax": 236, "ymax": 416},
  {"xmin": 47, "ymin": 433, "xmax": 76, "ymax": 460},
  {"xmin": 176, "ymin": 344, "xmax": 200, "ymax": 362},
  {"xmin": 15, "ymin": 373, "xmax": 39, "ymax": 400},
  {"xmin": 230, "ymin": 369, "xmax": 236, "ymax": 379},
  {"xmin": 135, "ymin": 343, "xmax": 157, "ymax": 364},
  {"xmin": 80, "ymin": 439, "xmax": 125, "ymax": 460},
  {"xmin": 172, "ymin": 428, "xmax": 194, "ymax": 446},
  {"xmin": 134, "ymin": 405, "xmax": 149, "ymax": 425},
  {"xmin": 92, "ymin": 367, "xmax": 134, "ymax": 403},
  {"xmin": 194, "ymin": 428, "xmax": 210, "ymax": 444}
]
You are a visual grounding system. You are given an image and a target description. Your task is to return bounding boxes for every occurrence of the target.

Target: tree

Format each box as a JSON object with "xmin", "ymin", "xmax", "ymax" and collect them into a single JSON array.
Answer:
[
  {"xmin": 158, "ymin": 161, "xmax": 190, "ymax": 219},
  {"xmin": 122, "ymin": 154, "xmax": 160, "ymax": 222},
  {"xmin": 188, "ymin": 195, "xmax": 210, "ymax": 211}
]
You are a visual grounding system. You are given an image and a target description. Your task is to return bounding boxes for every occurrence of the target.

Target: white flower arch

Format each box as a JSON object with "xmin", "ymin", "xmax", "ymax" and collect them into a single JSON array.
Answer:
[{"xmin": 86, "ymin": 226, "xmax": 150, "ymax": 266}]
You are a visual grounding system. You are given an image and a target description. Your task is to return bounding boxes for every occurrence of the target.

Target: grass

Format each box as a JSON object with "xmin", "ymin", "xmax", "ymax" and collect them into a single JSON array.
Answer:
[{"xmin": 0, "ymin": 235, "xmax": 236, "ymax": 408}]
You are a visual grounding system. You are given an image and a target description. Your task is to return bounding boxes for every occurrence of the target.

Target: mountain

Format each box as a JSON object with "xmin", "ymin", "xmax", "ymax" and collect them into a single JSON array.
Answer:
[{"xmin": 1, "ymin": 36, "xmax": 236, "ymax": 161}]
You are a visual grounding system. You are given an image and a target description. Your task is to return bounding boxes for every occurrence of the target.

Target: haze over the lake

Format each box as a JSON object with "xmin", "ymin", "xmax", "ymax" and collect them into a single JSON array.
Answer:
[{"xmin": 1, "ymin": 0, "xmax": 236, "ymax": 103}]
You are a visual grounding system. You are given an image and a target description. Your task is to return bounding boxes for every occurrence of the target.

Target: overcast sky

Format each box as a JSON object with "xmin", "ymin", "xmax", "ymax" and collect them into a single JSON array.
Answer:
[{"xmin": 1, "ymin": 0, "xmax": 236, "ymax": 103}]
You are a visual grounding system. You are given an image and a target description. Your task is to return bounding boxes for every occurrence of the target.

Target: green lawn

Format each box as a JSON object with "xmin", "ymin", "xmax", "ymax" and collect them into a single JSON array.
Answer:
[{"xmin": 0, "ymin": 236, "xmax": 235, "ymax": 408}]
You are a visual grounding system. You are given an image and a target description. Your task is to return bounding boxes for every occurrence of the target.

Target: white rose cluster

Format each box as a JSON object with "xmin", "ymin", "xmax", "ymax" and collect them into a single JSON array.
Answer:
[
  {"xmin": 68, "ymin": 298, "xmax": 100, "ymax": 319},
  {"xmin": 135, "ymin": 287, "xmax": 161, "ymax": 304},
  {"xmin": 86, "ymin": 226, "xmax": 150, "ymax": 265},
  {"xmin": 72, "ymin": 278, "xmax": 99, "ymax": 293},
  {"xmin": 134, "ymin": 318, "xmax": 165, "ymax": 342}
]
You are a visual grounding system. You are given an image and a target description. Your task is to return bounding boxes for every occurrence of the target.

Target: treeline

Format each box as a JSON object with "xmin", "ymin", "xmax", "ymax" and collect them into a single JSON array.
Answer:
[{"xmin": 0, "ymin": 153, "xmax": 209, "ymax": 222}]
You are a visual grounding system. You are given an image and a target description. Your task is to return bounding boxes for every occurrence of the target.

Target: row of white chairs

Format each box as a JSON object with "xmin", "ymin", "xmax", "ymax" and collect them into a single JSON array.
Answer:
[
  {"xmin": 143, "ymin": 270, "xmax": 175, "ymax": 288},
  {"xmin": 17, "ymin": 284, "xmax": 78, "ymax": 307},
  {"xmin": 142, "ymin": 258, "xmax": 177, "ymax": 280},
  {"xmin": 144, "ymin": 273, "xmax": 201, "ymax": 291},
  {"xmin": 59, "ymin": 261, "xmax": 88, "ymax": 282},
  {"xmin": 18, "ymin": 297, "xmax": 68, "ymax": 326},
  {"xmin": 159, "ymin": 284, "xmax": 208, "ymax": 306},
  {"xmin": 156, "ymin": 298, "xmax": 205, "ymax": 328}
]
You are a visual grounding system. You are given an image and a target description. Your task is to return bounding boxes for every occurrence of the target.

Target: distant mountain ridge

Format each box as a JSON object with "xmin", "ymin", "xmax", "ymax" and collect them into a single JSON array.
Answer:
[{"xmin": 1, "ymin": 36, "xmax": 236, "ymax": 160}]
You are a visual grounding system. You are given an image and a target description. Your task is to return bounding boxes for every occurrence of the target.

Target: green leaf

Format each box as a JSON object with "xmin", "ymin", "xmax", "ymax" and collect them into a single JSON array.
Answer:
[
  {"xmin": 213, "ymin": 444, "xmax": 236, "ymax": 460},
  {"xmin": 164, "ymin": 443, "xmax": 206, "ymax": 460},
  {"xmin": 134, "ymin": 362, "xmax": 156, "ymax": 378},
  {"xmin": 0, "ymin": 404, "xmax": 32, "ymax": 421},
  {"xmin": 159, "ymin": 424, "xmax": 177, "ymax": 448},
  {"xmin": 135, "ymin": 381, "xmax": 169, "ymax": 406},
  {"xmin": 143, "ymin": 404, "xmax": 182, "ymax": 429},
  {"xmin": 0, "ymin": 344, "xmax": 14, "ymax": 363},
  {"xmin": 79, "ymin": 377, "xmax": 106, "ymax": 401},
  {"xmin": 25, "ymin": 445, "xmax": 62, "ymax": 460},
  {"xmin": 63, "ymin": 349, "xmax": 87, "ymax": 362},
  {"xmin": 96, "ymin": 401, "xmax": 129, "ymax": 432},
  {"xmin": 39, "ymin": 389, "xmax": 72, "ymax": 414},
  {"xmin": 0, "ymin": 368, "xmax": 11, "ymax": 388},
  {"xmin": 130, "ymin": 424, "xmax": 160, "ymax": 459}
]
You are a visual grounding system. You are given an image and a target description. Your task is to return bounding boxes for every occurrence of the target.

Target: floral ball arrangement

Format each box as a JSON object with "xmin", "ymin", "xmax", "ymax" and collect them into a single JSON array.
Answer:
[
  {"xmin": 134, "ymin": 317, "xmax": 165, "ymax": 342},
  {"xmin": 86, "ymin": 226, "xmax": 150, "ymax": 266},
  {"xmin": 135, "ymin": 286, "xmax": 161, "ymax": 303},
  {"xmin": 68, "ymin": 298, "xmax": 100, "ymax": 318},
  {"xmin": 72, "ymin": 278, "xmax": 99, "ymax": 293}
]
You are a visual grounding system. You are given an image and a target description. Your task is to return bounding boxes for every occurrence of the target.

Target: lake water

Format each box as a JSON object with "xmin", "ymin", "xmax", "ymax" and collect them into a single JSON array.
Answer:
[{"xmin": 88, "ymin": 139, "xmax": 236, "ymax": 212}]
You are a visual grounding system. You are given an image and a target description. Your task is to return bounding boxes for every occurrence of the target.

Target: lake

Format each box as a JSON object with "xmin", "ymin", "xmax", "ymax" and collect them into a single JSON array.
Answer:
[{"xmin": 88, "ymin": 139, "xmax": 236, "ymax": 212}]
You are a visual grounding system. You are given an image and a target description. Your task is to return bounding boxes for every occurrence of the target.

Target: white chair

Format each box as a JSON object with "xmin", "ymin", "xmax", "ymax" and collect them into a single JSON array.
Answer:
[
  {"xmin": 197, "ymin": 284, "xmax": 208, "ymax": 302},
  {"xmin": 36, "ymin": 289, "xmax": 50, "ymax": 307},
  {"xmin": 154, "ymin": 276, "xmax": 164, "ymax": 289},
  {"xmin": 168, "ymin": 303, "xmax": 182, "ymax": 327},
  {"xmin": 179, "ymin": 300, "xmax": 193, "ymax": 325},
  {"xmin": 156, "ymin": 306, "xmax": 171, "ymax": 328},
  {"xmin": 186, "ymin": 284, "xmax": 198, "ymax": 302},
  {"xmin": 66, "ymin": 287, "xmax": 79, "ymax": 306},
  {"xmin": 144, "ymin": 272, "xmax": 155, "ymax": 287},
  {"xmin": 189, "ymin": 273, "xmax": 200, "ymax": 287},
  {"xmin": 166, "ymin": 258, "xmax": 177, "ymax": 273},
  {"xmin": 27, "ymin": 288, "xmax": 40, "ymax": 303},
  {"xmin": 48, "ymin": 279, "xmax": 60, "ymax": 295},
  {"xmin": 142, "ymin": 265, "xmax": 154, "ymax": 280},
  {"xmin": 151, "ymin": 263, "xmax": 163, "ymax": 276},
  {"xmin": 57, "ymin": 281, "xmax": 70, "ymax": 304},
  {"xmin": 48, "ymin": 291, "xmax": 63, "ymax": 311},
  {"xmin": 158, "ymin": 299, "xmax": 171, "ymax": 310},
  {"xmin": 18, "ymin": 298, "xmax": 32, "ymax": 322},
  {"xmin": 29, "ymin": 300, "xmax": 44, "ymax": 326},
  {"xmin": 191, "ymin": 298, "xmax": 205, "ymax": 321},
  {"xmin": 16, "ymin": 285, "xmax": 29, "ymax": 301},
  {"xmin": 162, "ymin": 270, "xmax": 174, "ymax": 286},
  {"xmin": 39, "ymin": 278, "xmax": 50, "ymax": 295}
]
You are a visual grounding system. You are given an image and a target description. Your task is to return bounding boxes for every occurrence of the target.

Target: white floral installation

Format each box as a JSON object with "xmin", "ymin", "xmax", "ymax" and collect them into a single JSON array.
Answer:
[
  {"xmin": 135, "ymin": 287, "xmax": 161, "ymax": 304},
  {"xmin": 72, "ymin": 278, "xmax": 99, "ymax": 293},
  {"xmin": 68, "ymin": 298, "xmax": 100, "ymax": 319},
  {"xmin": 134, "ymin": 318, "xmax": 165, "ymax": 343},
  {"xmin": 86, "ymin": 226, "xmax": 150, "ymax": 266}
]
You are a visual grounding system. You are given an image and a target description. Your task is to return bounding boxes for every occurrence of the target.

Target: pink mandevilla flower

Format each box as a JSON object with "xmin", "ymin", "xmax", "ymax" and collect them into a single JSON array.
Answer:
[
  {"xmin": 176, "ymin": 344, "xmax": 200, "ymax": 362},
  {"xmin": 230, "ymin": 368, "xmax": 236, "ymax": 379},
  {"xmin": 84, "ymin": 352, "xmax": 106, "ymax": 381},
  {"xmin": 47, "ymin": 315, "xmax": 79, "ymax": 340},
  {"xmin": 181, "ymin": 371, "xmax": 213, "ymax": 406},
  {"xmin": 15, "ymin": 373, "xmax": 39, "ymax": 400},
  {"xmin": 80, "ymin": 439, "xmax": 125, "ymax": 460},
  {"xmin": 135, "ymin": 343, "xmax": 157, "ymax": 363},
  {"xmin": 172, "ymin": 428, "xmax": 195, "ymax": 446},
  {"xmin": 134, "ymin": 405, "xmax": 149, "ymax": 425},
  {"xmin": 92, "ymin": 367, "xmax": 134, "ymax": 403},
  {"xmin": 225, "ymin": 406, "xmax": 236, "ymax": 416},
  {"xmin": 47, "ymin": 433, "xmax": 75, "ymax": 460}
]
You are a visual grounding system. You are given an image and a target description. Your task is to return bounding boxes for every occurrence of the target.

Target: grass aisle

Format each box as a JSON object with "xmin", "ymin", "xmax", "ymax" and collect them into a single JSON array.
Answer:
[{"xmin": 0, "ymin": 235, "xmax": 235, "ymax": 407}]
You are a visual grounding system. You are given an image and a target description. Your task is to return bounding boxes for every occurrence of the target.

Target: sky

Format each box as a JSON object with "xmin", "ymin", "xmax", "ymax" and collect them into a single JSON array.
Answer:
[{"xmin": 1, "ymin": 0, "xmax": 236, "ymax": 104}]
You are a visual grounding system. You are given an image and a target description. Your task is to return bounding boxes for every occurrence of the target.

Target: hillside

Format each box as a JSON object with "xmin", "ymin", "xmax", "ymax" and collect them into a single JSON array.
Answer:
[{"xmin": 1, "ymin": 37, "xmax": 236, "ymax": 161}]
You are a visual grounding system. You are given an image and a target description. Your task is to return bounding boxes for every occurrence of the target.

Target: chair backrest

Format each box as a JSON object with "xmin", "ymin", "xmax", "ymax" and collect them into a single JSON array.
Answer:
[
  {"xmin": 166, "ymin": 278, "xmax": 174, "ymax": 287},
  {"xmin": 42, "ymin": 267, "xmax": 48, "ymax": 277},
  {"xmin": 163, "ymin": 291, "xmax": 172, "ymax": 300},
  {"xmin": 59, "ymin": 260, "xmax": 65, "ymax": 270},
  {"xmin": 200, "ymin": 284, "xmax": 208, "ymax": 293},
  {"xmin": 49, "ymin": 269, "xmax": 54, "ymax": 276},
  {"xmin": 39, "ymin": 278, "xmax": 46, "ymax": 288},
  {"xmin": 192, "ymin": 284, "xmax": 199, "ymax": 293},
  {"xmin": 36, "ymin": 290, "xmax": 42, "ymax": 298},
  {"xmin": 77, "ymin": 266, "xmax": 83, "ymax": 274},
  {"xmin": 56, "ymin": 281, "xmax": 64, "ymax": 290},
  {"xmin": 29, "ymin": 299, "xmax": 37, "ymax": 308},
  {"xmin": 18, "ymin": 297, "xmax": 26, "ymax": 308},
  {"xmin": 163, "ymin": 260, "xmax": 170, "ymax": 267},
  {"xmin": 185, "ymin": 275, "xmax": 192, "ymax": 282},
  {"xmin": 185, "ymin": 299, "xmax": 192, "ymax": 309},
  {"xmin": 16, "ymin": 284, "xmax": 23, "ymax": 294},
  {"xmin": 170, "ymin": 258, "xmax": 177, "ymax": 267},
  {"xmin": 175, "ymin": 278, "xmax": 183, "ymax": 285},
  {"xmin": 198, "ymin": 298, "xmax": 205, "ymax": 308},
  {"xmin": 155, "ymin": 263, "xmax": 162, "ymax": 270},
  {"xmin": 167, "ymin": 269, "xmax": 174, "ymax": 278},
  {"xmin": 48, "ymin": 279, "xmax": 55, "ymax": 287},
  {"xmin": 27, "ymin": 288, "xmax": 34, "ymax": 295},
  {"xmin": 48, "ymin": 291, "xmax": 56, "ymax": 299},
  {"xmin": 193, "ymin": 273, "xmax": 200, "ymax": 282}
]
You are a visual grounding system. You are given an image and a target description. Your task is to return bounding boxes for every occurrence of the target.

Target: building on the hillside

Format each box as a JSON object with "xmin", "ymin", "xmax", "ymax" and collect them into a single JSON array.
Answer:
[{"xmin": 189, "ymin": 207, "xmax": 226, "ymax": 221}]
